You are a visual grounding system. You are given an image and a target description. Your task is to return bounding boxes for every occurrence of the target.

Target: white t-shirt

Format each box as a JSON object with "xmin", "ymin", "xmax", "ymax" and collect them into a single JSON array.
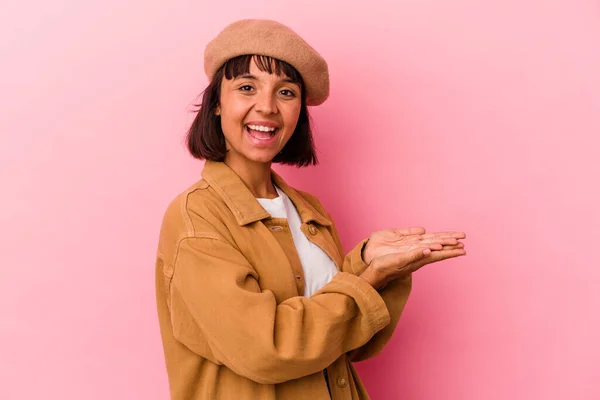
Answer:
[{"xmin": 256, "ymin": 186, "xmax": 338, "ymax": 297}]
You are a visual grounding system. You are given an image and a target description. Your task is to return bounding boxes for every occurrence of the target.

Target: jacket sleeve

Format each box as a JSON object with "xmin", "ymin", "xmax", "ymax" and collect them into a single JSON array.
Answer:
[
  {"xmin": 338, "ymin": 238, "xmax": 412, "ymax": 362},
  {"xmin": 168, "ymin": 234, "xmax": 391, "ymax": 384}
]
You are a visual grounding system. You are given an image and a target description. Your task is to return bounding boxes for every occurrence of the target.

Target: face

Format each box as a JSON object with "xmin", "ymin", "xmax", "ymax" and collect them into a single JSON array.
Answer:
[{"xmin": 217, "ymin": 59, "xmax": 302, "ymax": 166}]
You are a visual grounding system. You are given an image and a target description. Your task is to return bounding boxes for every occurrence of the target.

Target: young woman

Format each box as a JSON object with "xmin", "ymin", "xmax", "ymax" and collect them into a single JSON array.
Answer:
[{"xmin": 155, "ymin": 19, "xmax": 466, "ymax": 400}]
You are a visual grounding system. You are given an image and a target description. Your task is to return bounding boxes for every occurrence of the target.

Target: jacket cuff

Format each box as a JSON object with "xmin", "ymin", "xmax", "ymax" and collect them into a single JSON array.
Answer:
[
  {"xmin": 329, "ymin": 272, "xmax": 390, "ymax": 333},
  {"xmin": 343, "ymin": 238, "xmax": 370, "ymax": 276}
]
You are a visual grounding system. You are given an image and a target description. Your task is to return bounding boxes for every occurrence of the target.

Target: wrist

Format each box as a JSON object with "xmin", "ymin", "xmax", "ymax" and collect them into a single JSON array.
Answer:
[{"xmin": 359, "ymin": 265, "xmax": 385, "ymax": 290}]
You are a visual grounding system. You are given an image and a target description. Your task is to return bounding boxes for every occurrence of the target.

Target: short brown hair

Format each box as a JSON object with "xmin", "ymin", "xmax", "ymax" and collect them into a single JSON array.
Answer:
[{"xmin": 187, "ymin": 55, "xmax": 318, "ymax": 167}]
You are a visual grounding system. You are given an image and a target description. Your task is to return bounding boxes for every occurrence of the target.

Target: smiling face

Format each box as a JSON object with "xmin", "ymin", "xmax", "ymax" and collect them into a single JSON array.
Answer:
[{"xmin": 218, "ymin": 57, "xmax": 303, "ymax": 167}]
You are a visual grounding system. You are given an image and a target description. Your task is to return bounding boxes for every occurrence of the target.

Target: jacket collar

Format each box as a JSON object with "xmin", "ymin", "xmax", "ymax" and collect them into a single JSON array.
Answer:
[{"xmin": 201, "ymin": 161, "xmax": 331, "ymax": 227}]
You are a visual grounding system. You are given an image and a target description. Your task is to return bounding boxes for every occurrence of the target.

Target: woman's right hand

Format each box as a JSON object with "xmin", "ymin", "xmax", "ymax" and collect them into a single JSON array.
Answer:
[{"xmin": 359, "ymin": 228, "xmax": 467, "ymax": 290}]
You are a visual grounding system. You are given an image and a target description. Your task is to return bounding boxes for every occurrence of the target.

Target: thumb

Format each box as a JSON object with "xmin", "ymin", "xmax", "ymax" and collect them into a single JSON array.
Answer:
[
  {"xmin": 408, "ymin": 247, "xmax": 430, "ymax": 263},
  {"xmin": 396, "ymin": 247, "xmax": 431, "ymax": 275}
]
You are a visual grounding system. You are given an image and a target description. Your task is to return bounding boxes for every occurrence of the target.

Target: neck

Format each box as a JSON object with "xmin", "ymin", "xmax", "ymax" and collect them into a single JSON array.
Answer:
[{"xmin": 224, "ymin": 157, "xmax": 278, "ymax": 199}]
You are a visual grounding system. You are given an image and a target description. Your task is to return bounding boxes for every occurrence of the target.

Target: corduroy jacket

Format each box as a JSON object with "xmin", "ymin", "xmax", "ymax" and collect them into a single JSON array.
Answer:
[{"xmin": 155, "ymin": 161, "xmax": 412, "ymax": 399}]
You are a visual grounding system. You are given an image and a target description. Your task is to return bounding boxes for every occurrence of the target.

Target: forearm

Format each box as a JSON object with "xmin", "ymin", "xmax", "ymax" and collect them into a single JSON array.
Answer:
[
  {"xmin": 171, "ymin": 237, "xmax": 392, "ymax": 384},
  {"xmin": 347, "ymin": 275, "xmax": 412, "ymax": 362},
  {"xmin": 340, "ymin": 238, "xmax": 413, "ymax": 362}
]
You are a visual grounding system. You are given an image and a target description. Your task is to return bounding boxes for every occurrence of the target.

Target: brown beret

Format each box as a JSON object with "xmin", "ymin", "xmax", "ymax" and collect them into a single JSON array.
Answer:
[{"xmin": 204, "ymin": 19, "xmax": 330, "ymax": 106}]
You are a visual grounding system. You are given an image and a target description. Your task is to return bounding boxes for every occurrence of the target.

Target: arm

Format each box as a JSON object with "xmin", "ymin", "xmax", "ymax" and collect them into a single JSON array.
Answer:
[
  {"xmin": 330, "ymin": 231, "xmax": 413, "ymax": 362},
  {"xmin": 168, "ymin": 235, "xmax": 391, "ymax": 384}
]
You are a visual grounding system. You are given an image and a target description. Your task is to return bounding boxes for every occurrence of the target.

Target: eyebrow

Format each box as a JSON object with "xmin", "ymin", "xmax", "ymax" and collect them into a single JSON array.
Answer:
[
  {"xmin": 235, "ymin": 74, "xmax": 299, "ymax": 85},
  {"xmin": 236, "ymin": 74, "xmax": 257, "ymax": 81}
]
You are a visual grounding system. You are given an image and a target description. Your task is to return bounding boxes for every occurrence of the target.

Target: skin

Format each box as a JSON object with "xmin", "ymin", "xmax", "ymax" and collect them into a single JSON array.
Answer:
[
  {"xmin": 360, "ymin": 227, "xmax": 466, "ymax": 289},
  {"xmin": 216, "ymin": 57, "xmax": 467, "ymax": 289},
  {"xmin": 217, "ymin": 58, "xmax": 302, "ymax": 199}
]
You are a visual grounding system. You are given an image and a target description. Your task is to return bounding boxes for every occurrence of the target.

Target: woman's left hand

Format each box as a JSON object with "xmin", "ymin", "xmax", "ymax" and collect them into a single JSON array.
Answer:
[{"xmin": 361, "ymin": 227, "xmax": 466, "ymax": 266}]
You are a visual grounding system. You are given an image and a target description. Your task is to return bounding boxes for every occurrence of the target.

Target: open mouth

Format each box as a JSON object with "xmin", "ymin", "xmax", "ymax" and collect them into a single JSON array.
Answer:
[{"xmin": 245, "ymin": 124, "xmax": 278, "ymax": 141}]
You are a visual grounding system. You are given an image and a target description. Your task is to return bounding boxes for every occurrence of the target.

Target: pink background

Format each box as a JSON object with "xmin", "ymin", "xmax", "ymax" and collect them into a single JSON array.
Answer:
[{"xmin": 1, "ymin": 1, "xmax": 599, "ymax": 399}]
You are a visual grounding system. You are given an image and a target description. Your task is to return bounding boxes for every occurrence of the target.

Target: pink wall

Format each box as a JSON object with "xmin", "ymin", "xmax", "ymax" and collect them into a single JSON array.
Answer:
[{"xmin": 1, "ymin": 1, "xmax": 599, "ymax": 399}]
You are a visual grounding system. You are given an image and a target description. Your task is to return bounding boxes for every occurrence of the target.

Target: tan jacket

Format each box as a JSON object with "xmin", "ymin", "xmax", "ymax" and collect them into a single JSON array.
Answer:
[{"xmin": 155, "ymin": 161, "xmax": 412, "ymax": 399}]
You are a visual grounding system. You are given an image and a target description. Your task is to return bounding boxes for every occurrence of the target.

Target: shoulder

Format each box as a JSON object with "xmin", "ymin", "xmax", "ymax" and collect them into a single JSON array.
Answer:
[
  {"xmin": 158, "ymin": 179, "xmax": 232, "ymax": 258},
  {"xmin": 161, "ymin": 179, "xmax": 214, "ymax": 227},
  {"xmin": 161, "ymin": 180, "xmax": 205, "ymax": 228}
]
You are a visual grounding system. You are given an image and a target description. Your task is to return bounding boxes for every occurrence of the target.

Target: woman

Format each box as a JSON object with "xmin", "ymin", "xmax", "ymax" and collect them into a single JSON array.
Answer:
[{"xmin": 155, "ymin": 19, "xmax": 466, "ymax": 400}]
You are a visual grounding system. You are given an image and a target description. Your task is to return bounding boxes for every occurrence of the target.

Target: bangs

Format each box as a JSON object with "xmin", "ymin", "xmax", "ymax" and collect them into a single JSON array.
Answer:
[{"xmin": 222, "ymin": 55, "xmax": 303, "ymax": 86}]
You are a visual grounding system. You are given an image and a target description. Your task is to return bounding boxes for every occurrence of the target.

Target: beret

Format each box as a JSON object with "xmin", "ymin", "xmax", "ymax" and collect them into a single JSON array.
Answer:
[{"xmin": 204, "ymin": 19, "xmax": 330, "ymax": 106}]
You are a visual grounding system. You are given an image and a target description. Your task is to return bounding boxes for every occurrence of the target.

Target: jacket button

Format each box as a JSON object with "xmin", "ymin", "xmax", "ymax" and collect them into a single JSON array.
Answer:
[
  {"xmin": 337, "ymin": 376, "xmax": 348, "ymax": 388},
  {"xmin": 308, "ymin": 224, "xmax": 318, "ymax": 235}
]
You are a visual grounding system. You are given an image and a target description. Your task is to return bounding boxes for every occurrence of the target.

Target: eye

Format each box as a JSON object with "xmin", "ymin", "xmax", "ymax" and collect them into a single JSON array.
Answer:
[
  {"xmin": 280, "ymin": 89, "xmax": 296, "ymax": 97},
  {"xmin": 238, "ymin": 85, "xmax": 254, "ymax": 92}
]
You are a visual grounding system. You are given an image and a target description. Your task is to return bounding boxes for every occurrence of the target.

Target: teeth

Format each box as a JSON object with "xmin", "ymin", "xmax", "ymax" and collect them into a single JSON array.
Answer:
[{"xmin": 247, "ymin": 124, "xmax": 276, "ymax": 132}]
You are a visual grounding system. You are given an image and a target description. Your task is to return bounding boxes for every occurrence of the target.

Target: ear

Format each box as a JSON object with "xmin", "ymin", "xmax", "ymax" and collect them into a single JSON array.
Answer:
[{"xmin": 215, "ymin": 105, "xmax": 221, "ymax": 116}]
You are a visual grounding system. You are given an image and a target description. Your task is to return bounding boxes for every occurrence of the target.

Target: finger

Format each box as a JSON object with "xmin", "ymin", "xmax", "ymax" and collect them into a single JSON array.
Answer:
[
  {"xmin": 404, "ymin": 238, "xmax": 461, "ymax": 250},
  {"xmin": 379, "ymin": 246, "xmax": 432, "ymax": 276},
  {"xmin": 410, "ymin": 240, "xmax": 462, "ymax": 251},
  {"xmin": 393, "ymin": 227, "xmax": 426, "ymax": 237},
  {"xmin": 421, "ymin": 232, "xmax": 466, "ymax": 240},
  {"xmin": 441, "ymin": 243, "xmax": 465, "ymax": 250},
  {"xmin": 427, "ymin": 243, "xmax": 444, "ymax": 251},
  {"xmin": 407, "ymin": 248, "xmax": 467, "ymax": 271},
  {"xmin": 410, "ymin": 246, "xmax": 432, "ymax": 262},
  {"xmin": 428, "ymin": 249, "xmax": 467, "ymax": 262},
  {"xmin": 408, "ymin": 242, "xmax": 445, "ymax": 251},
  {"xmin": 419, "ymin": 238, "xmax": 460, "ymax": 246},
  {"xmin": 388, "ymin": 245, "xmax": 432, "ymax": 260}
]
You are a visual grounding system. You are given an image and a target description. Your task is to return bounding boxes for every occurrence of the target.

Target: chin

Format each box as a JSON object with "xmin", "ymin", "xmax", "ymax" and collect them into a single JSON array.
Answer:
[{"xmin": 244, "ymin": 151, "xmax": 278, "ymax": 165}]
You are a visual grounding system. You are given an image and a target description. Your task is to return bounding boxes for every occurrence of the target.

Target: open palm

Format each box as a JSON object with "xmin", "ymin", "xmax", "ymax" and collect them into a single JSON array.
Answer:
[{"xmin": 362, "ymin": 227, "xmax": 466, "ymax": 266}]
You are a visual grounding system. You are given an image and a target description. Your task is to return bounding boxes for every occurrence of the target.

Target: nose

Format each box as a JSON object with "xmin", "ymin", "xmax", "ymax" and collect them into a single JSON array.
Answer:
[{"xmin": 255, "ymin": 90, "xmax": 278, "ymax": 115}]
